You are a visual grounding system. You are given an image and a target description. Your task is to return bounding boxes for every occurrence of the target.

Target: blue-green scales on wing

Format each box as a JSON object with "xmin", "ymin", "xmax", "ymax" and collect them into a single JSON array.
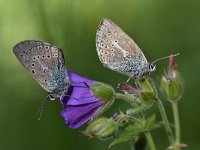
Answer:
[{"xmin": 13, "ymin": 40, "xmax": 70, "ymax": 100}]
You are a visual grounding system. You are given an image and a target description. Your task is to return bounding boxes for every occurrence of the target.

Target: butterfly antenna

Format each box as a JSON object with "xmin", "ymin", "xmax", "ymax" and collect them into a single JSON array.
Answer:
[
  {"xmin": 36, "ymin": 96, "xmax": 48, "ymax": 120},
  {"xmin": 152, "ymin": 53, "xmax": 180, "ymax": 64}
]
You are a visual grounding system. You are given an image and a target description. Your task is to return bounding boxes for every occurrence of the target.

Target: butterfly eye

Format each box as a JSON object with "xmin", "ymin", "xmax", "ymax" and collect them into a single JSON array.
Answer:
[
  {"xmin": 149, "ymin": 64, "xmax": 156, "ymax": 71},
  {"xmin": 48, "ymin": 94, "xmax": 55, "ymax": 100}
]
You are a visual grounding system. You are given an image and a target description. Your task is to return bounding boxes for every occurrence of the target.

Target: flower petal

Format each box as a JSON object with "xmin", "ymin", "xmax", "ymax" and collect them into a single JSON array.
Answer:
[
  {"xmin": 61, "ymin": 100, "xmax": 104, "ymax": 128},
  {"xmin": 67, "ymin": 71, "xmax": 94, "ymax": 87},
  {"xmin": 61, "ymin": 71, "xmax": 99, "ymax": 105}
]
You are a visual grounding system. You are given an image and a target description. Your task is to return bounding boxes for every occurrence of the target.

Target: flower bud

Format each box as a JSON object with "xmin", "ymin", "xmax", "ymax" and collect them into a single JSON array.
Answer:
[
  {"xmin": 117, "ymin": 83, "xmax": 140, "ymax": 96},
  {"xmin": 160, "ymin": 55, "xmax": 183, "ymax": 102},
  {"xmin": 82, "ymin": 117, "xmax": 118, "ymax": 140},
  {"xmin": 136, "ymin": 77, "xmax": 158, "ymax": 102},
  {"xmin": 89, "ymin": 82, "xmax": 115, "ymax": 102}
]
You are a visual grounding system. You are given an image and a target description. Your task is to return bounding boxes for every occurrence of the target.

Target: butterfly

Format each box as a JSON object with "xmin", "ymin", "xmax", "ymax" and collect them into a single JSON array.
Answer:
[
  {"xmin": 96, "ymin": 18, "xmax": 157, "ymax": 79},
  {"xmin": 13, "ymin": 40, "xmax": 70, "ymax": 101}
]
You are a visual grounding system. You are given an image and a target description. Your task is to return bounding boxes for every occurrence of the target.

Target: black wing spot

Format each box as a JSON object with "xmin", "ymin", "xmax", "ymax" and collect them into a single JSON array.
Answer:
[
  {"xmin": 45, "ymin": 46, "xmax": 49, "ymax": 50},
  {"xmin": 38, "ymin": 46, "xmax": 42, "ymax": 49},
  {"xmin": 31, "ymin": 70, "xmax": 35, "ymax": 74},
  {"xmin": 106, "ymin": 32, "xmax": 111, "ymax": 36}
]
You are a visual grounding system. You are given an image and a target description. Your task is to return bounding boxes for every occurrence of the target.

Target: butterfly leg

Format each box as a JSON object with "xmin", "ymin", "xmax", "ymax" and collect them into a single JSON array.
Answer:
[{"xmin": 126, "ymin": 77, "xmax": 132, "ymax": 83}]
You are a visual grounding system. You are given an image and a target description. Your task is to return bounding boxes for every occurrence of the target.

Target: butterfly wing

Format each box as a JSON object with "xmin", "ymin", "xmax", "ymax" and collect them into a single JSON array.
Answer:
[
  {"xmin": 13, "ymin": 40, "xmax": 69, "ymax": 93},
  {"xmin": 96, "ymin": 18, "xmax": 148, "ymax": 78}
]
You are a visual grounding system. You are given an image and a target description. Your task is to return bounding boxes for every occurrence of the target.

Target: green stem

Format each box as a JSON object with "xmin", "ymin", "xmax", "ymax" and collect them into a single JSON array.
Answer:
[
  {"xmin": 115, "ymin": 93, "xmax": 138, "ymax": 107},
  {"xmin": 130, "ymin": 140, "xmax": 135, "ymax": 150},
  {"xmin": 115, "ymin": 93, "xmax": 156, "ymax": 150},
  {"xmin": 145, "ymin": 132, "xmax": 157, "ymax": 150},
  {"xmin": 156, "ymin": 98, "xmax": 175, "ymax": 145},
  {"xmin": 172, "ymin": 102, "xmax": 180, "ymax": 148}
]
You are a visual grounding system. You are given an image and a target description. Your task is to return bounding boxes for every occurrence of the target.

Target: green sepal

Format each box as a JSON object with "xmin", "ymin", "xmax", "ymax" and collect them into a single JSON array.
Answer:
[
  {"xmin": 144, "ymin": 114, "xmax": 160, "ymax": 130},
  {"xmin": 161, "ymin": 73, "xmax": 183, "ymax": 102},
  {"xmin": 90, "ymin": 82, "xmax": 115, "ymax": 102},
  {"xmin": 83, "ymin": 117, "xmax": 118, "ymax": 140},
  {"xmin": 136, "ymin": 77, "xmax": 158, "ymax": 102}
]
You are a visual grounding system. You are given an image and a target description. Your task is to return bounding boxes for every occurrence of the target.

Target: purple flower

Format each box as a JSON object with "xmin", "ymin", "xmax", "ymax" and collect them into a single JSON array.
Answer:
[{"xmin": 61, "ymin": 71, "xmax": 112, "ymax": 129}]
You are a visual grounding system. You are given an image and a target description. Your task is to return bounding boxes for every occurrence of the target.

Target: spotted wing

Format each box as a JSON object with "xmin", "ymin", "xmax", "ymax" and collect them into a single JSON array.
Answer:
[
  {"xmin": 13, "ymin": 40, "xmax": 67, "ymax": 93},
  {"xmin": 96, "ymin": 18, "xmax": 148, "ymax": 78}
]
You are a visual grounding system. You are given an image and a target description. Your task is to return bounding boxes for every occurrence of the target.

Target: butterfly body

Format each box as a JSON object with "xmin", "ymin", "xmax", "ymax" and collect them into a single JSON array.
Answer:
[
  {"xmin": 96, "ymin": 18, "xmax": 156, "ymax": 79},
  {"xmin": 13, "ymin": 40, "xmax": 70, "ymax": 100}
]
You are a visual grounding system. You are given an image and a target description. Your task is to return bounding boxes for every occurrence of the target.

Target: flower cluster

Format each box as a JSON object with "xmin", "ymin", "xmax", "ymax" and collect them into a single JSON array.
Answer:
[{"xmin": 59, "ymin": 55, "xmax": 185, "ymax": 150}]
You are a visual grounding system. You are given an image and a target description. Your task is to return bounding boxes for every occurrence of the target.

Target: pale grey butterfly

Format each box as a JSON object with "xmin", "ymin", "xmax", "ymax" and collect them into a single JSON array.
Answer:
[
  {"xmin": 13, "ymin": 40, "xmax": 70, "ymax": 101},
  {"xmin": 96, "ymin": 18, "xmax": 178, "ymax": 79}
]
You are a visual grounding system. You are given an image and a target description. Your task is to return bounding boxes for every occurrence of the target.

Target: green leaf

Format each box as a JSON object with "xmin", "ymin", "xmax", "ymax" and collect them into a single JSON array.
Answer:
[
  {"xmin": 144, "ymin": 114, "xmax": 160, "ymax": 130},
  {"xmin": 109, "ymin": 124, "xmax": 144, "ymax": 148}
]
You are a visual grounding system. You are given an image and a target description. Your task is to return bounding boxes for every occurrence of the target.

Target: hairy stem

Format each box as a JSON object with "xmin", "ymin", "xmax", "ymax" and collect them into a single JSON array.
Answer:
[
  {"xmin": 172, "ymin": 102, "xmax": 180, "ymax": 149},
  {"xmin": 115, "ymin": 93, "xmax": 138, "ymax": 108},
  {"xmin": 145, "ymin": 132, "xmax": 156, "ymax": 150},
  {"xmin": 156, "ymin": 98, "xmax": 175, "ymax": 145}
]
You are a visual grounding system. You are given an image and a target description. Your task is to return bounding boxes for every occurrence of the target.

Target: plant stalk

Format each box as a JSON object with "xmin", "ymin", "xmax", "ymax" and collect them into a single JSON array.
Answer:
[
  {"xmin": 130, "ymin": 140, "xmax": 135, "ymax": 150},
  {"xmin": 155, "ymin": 98, "xmax": 175, "ymax": 145},
  {"xmin": 115, "ymin": 93, "xmax": 138, "ymax": 108},
  {"xmin": 172, "ymin": 102, "xmax": 180, "ymax": 149},
  {"xmin": 145, "ymin": 132, "xmax": 157, "ymax": 150}
]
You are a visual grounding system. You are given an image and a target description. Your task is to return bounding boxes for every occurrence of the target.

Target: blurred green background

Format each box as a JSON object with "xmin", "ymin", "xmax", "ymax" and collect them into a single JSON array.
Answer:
[{"xmin": 0, "ymin": 0, "xmax": 199, "ymax": 149}]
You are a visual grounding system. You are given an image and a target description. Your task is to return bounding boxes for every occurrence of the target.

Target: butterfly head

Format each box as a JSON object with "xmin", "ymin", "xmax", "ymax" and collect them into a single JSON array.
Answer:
[
  {"xmin": 148, "ymin": 63, "xmax": 156, "ymax": 75},
  {"xmin": 48, "ymin": 93, "xmax": 56, "ymax": 100}
]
